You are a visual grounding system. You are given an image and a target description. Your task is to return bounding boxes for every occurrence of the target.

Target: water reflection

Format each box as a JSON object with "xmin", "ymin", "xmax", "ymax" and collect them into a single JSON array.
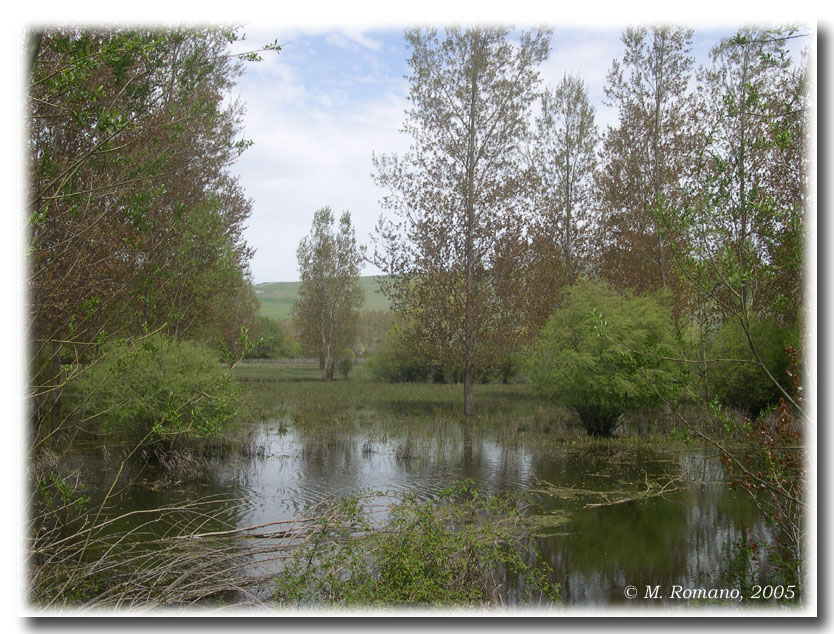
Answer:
[{"xmin": 72, "ymin": 413, "xmax": 764, "ymax": 606}]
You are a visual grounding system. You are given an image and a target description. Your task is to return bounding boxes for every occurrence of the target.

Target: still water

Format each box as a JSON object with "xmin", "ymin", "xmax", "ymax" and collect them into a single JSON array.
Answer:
[{"xmin": 72, "ymin": 409, "xmax": 764, "ymax": 608}]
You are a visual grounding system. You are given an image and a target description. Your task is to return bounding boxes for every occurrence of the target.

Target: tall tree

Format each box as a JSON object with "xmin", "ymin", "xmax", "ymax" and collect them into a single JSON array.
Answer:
[
  {"xmin": 595, "ymin": 25, "xmax": 695, "ymax": 297},
  {"xmin": 655, "ymin": 27, "xmax": 809, "ymax": 408},
  {"xmin": 686, "ymin": 27, "xmax": 808, "ymax": 326},
  {"xmin": 293, "ymin": 207, "xmax": 365, "ymax": 381},
  {"xmin": 525, "ymin": 74, "xmax": 598, "ymax": 327},
  {"xmin": 373, "ymin": 26, "xmax": 550, "ymax": 415},
  {"xmin": 653, "ymin": 28, "xmax": 811, "ymax": 588},
  {"xmin": 27, "ymin": 27, "xmax": 276, "ymax": 439}
]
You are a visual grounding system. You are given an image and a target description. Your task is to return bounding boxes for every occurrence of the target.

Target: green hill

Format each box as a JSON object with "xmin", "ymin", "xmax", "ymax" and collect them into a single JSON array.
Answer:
[{"xmin": 254, "ymin": 276, "xmax": 391, "ymax": 322}]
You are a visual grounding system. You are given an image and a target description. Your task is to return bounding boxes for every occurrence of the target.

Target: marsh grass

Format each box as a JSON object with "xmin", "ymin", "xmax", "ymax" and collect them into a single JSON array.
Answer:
[
  {"xmin": 232, "ymin": 361, "xmax": 696, "ymax": 462},
  {"xmin": 234, "ymin": 361, "xmax": 576, "ymax": 433}
]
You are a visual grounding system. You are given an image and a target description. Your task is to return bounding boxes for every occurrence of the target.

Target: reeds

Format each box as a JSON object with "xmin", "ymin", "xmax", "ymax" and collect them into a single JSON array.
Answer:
[{"xmin": 27, "ymin": 493, "xmax": 377, "ymax": 610}]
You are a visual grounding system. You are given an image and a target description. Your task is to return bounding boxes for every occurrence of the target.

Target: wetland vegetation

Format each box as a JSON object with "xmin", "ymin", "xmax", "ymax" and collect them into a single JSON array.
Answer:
[{"xmin": 25, "ymin": 23, "xmax": 810, "ymax": 614}]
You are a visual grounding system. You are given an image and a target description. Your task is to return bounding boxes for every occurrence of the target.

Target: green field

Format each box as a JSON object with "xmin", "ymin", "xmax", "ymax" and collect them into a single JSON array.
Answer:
[{"xmin": 254, "ymin": 276, "xmax": 391, "ymax": 321}]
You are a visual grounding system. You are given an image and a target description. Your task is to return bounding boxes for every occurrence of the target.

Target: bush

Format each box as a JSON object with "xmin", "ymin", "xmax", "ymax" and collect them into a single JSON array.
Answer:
[
  {"xmin": 273, "ymin": 480, "xmax": 560, "ymax": 606},
  {"xmin": 246, "ymin": 316, "xmax": 299, "ymax": 359},
  {"xmin": 368, "ymin": 326, "xmax": 510, "ymax": 384},
  {"xmin": 526, "ymin": 280, "xmax": 680, "ymax": 436},
  {"xmin": 705, "ymin": 316, "xmax": 797, "ymax": 417},
  {"xmin": 69, "ymin": 334, "xmax": 244, "ymax": 446},
  {"xmin": 337, "ymin": 349, "xmax": 355, "ymax": 379},
  {"xmin": 495, "ymin": 353, "xmax": 521, "ymax": 384},
  {"xmin": 368, "ymin": 328, "xmax": 435, "ymax": 383}
]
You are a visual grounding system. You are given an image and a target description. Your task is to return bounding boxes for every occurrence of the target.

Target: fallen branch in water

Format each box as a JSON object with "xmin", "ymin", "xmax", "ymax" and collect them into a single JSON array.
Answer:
[{"xmin": 584, "ymin": 472, "xmax": 685, "ymax": 508}]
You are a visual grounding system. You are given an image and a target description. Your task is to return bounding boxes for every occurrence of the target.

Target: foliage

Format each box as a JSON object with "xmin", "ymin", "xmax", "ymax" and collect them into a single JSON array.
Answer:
[
  {"xmin": 523, "ymin": 74, "xmax": 598, "ymax": 328},
  {"xmin": 247, "ymin": 315, "xmax": 298, "ymax": 359},
  {"xmin": 31, "ymin": 472, "xmax": 91, "ymax": 547},
  {"xmin": 705, "ymin": 316, "xmax": 797, "ymax": 416},
  {"xmin": 653, "ymin": 27, "xmax": 808, "ymax": 416},
  {"xmin": 526, "ymin": 280, "xmax": 680, "ymax": 436},
  {"xmin": 718, "ymin": 345, "xmax": 804, "ymax": 594},
  {"xmin": 373, "ymin": 26, "xmax": 551, "ymax": 415},
  {"xmin": 355, "ymin": 309, "xmax": 396, "ymax": 356},
  {"xmin": 27, "ymin": 27, "xmax": 276, "ymax": 441},
  {"xmin": 368, "ymin": 326, "xmax": 435, "ymax": 383},
  {"xmin": 676, "ymin": 27, "xmax": 808, "ymax": 327},
  {"xmin": 68, "ymin": 334, "xmax": 244, "ymax": 446},
  {"xmin": 273, "ymin": 480, "xmax": 560, "ymax": 607},
  {"xmin": 337, "ymin": 349, "xmax": 355, "ymax": 379},
  {"xmin": 495, "ymin": 353, "xmax": 522, "ymax": 384},
  {"xmin": 596, "ymin": 25, "xmax": 695, "ymax": 299},
  {"xmin": 293, "ymin": 207, "xmax": 365, "ymax": 381}
]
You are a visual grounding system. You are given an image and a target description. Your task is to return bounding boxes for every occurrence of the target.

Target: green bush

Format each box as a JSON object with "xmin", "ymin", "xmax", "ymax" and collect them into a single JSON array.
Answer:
[
  {"xmin": 337, "ymin": 349, "xmax": 355, "ymax": 379},
  {"xmin": 705, "ymin": 316, "xmax": 797, "ymax": 416},
  {"xmin": 368, "ymin": 328, "xmax": 435, "ymax": 383},
  {"xmin": 69, "ymin": 334, "xmax": 244, "ymax": 445},
  {"xmin": 273, "ymin": 480, "xmax": 560, "ymax": 606},
  {"xmin": 368, "ymin": 327, "xmax": 510, "ymax": 385},
  {"xmin": 526, "ymin": 280, "xmax": 680, "ymax": 436},
  {"xmin": 246, "ymin": 316, "xmax": 299, "ymax": 359},
  {"xmin": 495, "ymin": 353, "xmax": 521, "ymax": 384}
]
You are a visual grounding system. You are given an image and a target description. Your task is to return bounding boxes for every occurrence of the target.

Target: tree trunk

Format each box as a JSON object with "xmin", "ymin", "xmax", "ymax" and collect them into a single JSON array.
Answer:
[{"xmin": 462, "ymin": 34, "xmax": 480, "ymax": 418}]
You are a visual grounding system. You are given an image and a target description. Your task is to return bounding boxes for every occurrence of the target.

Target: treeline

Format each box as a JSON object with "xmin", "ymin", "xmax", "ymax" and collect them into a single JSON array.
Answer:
[
  {"xmin": 27, "ymin": 27, "xmax": 279, "ymax": 445},
  {"xmin": 369, "ymin": 25, "xmax": 808, "ymax": 424}
]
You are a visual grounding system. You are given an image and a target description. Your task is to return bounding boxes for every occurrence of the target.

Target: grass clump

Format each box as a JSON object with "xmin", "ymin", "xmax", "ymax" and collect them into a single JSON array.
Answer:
[{"xmin": 273, "ymin": 480, "xmax": 560, "ymax": 607}]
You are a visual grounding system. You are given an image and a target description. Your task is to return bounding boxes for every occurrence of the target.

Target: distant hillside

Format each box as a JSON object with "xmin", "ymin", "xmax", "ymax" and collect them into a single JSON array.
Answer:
[{"xmin": 254, "ymin": 276, "xmax": 391, "ymax": 321}]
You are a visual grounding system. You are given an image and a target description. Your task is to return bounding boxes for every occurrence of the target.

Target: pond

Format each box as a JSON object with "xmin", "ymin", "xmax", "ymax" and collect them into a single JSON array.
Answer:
[{"xmin": 63, "ymin": 365, "xmax": 767, "ymax": 609}]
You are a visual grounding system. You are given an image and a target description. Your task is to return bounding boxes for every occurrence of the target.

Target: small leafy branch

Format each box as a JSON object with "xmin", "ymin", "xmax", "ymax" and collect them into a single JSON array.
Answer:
[
  {"xmin": 273, "ymin": 480, "xmax": 561, "ymax": 607},
  {"xmin": 720, "ymin": 345, "xmax": 804, "ymax": 591}
]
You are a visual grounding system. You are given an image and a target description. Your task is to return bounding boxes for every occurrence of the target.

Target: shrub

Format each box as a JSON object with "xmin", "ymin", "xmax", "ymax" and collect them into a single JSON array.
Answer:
[
  {"xmin": 495, "ymin": 353, "xmax": 521, "ymax": 384},
  {"xmin": 247, "ymin": 316, "xmax": 299, "ymax": 359},
  {"xmin": 337, "ymin": 349, "xmax": 355, "ymax": 379},
  {"xmin": 368, "ymin": 328, "xmax": 434, "ymax": 383},
  {"xmin": 69, "ymin": 334, "xmax": 244, "ymax": 446},
  {"xmin": 526, "ymin": 280, "xmax": 680, "ymax": 436},
  {"xmin": 705, "ymin": 316, "xmax": 797, "ymax": 416},
  {"xmin": 273, "ymin": 480, "xmax": 560, "ymax": 606}
]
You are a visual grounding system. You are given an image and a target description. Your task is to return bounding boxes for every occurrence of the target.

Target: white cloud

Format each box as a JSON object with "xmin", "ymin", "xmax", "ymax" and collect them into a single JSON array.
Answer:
[
  {"xmin": 231, "ymin": 53, "xmax": 409, "ymax": 282},
  {"xmin": 325, "ymin": 30, "xmax": 384, "ymax": 52}
]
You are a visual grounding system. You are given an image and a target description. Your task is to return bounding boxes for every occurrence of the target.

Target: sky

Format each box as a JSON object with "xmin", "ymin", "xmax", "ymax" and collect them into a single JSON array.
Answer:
[{"xmin": 225, "ymin": 23, "xmax": 810, "ymax": 284}]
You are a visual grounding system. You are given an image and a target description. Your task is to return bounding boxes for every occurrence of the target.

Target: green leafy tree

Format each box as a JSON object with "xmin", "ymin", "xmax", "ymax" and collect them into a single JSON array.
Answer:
[
  {"xmin": 526, "ymin": 280, "xmax": 680, "ymax": 436},
  {"xmin": 656, "ymin": 27, "xmax": 809, "ymax": 414},
  {"xmin": 687, "ymin": 27, "xmax": 807, "ymax": 325},
  {"xmin": 368, "ymin": 323, "xmax": 435, "ymax": 383},
  {"xmin": 247, "ymin": 316, "xmax": 297, "ymax": 359},
  {"xmin": 705, "ymin": 316, "xmax": 797, "ymax": 416},
  {"xmin": 293, "ymin": 207, "xmax": 365, "ymax": 381},
  {"xmin": 27, "ymin": 27, "xmax": 277, "ymax": 441}
]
